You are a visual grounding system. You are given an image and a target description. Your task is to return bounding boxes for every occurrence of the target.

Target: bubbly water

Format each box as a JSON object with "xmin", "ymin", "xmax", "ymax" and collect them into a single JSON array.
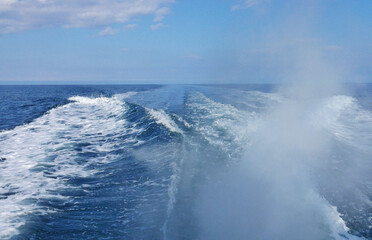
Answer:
[{"xmin": 0, "ymin": 84, "xmax": 371, "ymax": 239}]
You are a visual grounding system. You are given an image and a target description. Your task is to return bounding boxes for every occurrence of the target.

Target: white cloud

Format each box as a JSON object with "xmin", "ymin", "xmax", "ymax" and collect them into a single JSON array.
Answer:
[
  {"xmin": 150, "ymin": 23, "xmax": 163, "ymax": 30},
  {"xmin": 0, "ymin": 0, "xmax": 174, "ymax": 34},
  {"xmin": 153, "ymin": 7, "xmax": 170, "ymax": 22},
  {"xmin": 98, "ymin": 23, "xmax": 137, "ymax": 36},
  {"xmin": 232, "ymin": 0, "xmax": 265, "ymax": 11},
  {"xmin": 98, "ymin": 26, "xmax": 115, "ymax": 36}
]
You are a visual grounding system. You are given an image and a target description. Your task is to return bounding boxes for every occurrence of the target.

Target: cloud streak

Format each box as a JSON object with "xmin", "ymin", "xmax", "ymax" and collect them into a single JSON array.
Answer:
[
  {"xmin": 0, "ymin": 0, "xmax": 174, "ymax": 34},
  {"xmin": 150, "ymin": 23, "xmax": 163, "ymax": 30},
  {"xmin": 98, "ymin": 26, "xmax": 115, "ymax": 36},
  {"xmin": 153, "ymin": 7, "xmax": 170, "ymax": 22}
]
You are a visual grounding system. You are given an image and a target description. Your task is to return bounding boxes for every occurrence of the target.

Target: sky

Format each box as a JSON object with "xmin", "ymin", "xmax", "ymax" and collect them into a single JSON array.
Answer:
[{"xmin": 0, "ymin": 0, "xmax": 371, "ymax": 84}]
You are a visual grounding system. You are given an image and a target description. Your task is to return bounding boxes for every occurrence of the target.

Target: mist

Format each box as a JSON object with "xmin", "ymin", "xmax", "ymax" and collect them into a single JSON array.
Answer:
[{"xmin": 195, "ymin": 1, "xmax": 366, "ymax": 239}]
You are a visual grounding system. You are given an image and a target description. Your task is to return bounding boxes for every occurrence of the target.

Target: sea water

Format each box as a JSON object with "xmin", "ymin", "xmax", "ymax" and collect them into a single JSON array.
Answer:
[{"xmin": 0, "ymin": 84, "xmax": 371, "ymax": 239}]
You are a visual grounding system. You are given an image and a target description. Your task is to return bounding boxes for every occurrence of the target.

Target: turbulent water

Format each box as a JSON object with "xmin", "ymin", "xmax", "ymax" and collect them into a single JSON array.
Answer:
[{"xmin": 0, "ymin": 84, "xmax": 371, "ymax": 240}]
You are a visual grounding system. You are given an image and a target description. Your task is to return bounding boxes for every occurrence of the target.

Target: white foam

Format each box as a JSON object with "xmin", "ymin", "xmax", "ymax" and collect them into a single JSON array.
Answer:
[
  {"xmin": 314, "ymin": 95, "xmax": 356, "ymax": 127},
  {"xmin": 173, "ymin": 115, "xmax": 191, "ymax": 128},
  {"xmin": 314, "ymin": 95, "xmax": 372, "ymax": 151},
  {"xmin": 327, "ymin": 205, "xmax": 366, "ymax": 240},
  {"xmin": 186, "ymin": 92, "xmax": 260, "ymax": 155},
  {"xmin": 147, "ymin": 108, "xmax": 182, "ymax": 134},
  {"xmin": 113, "ymin": 91, "xmax": 138, "ymax": 100},
  {"xmin": 0, "ymin": 95, "xmax": 136, "ymax": 238},
  {"xmin": 68, "ymin": 95, "xmax": 112, "ymax": 104},
  {"xmin": 162, "ymin": 153, "xmax": 186, "ymax": 240}
]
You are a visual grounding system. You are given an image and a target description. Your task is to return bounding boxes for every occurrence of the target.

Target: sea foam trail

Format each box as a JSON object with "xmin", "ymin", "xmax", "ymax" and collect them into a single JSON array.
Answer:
[
  {"xmin": 0, "ymin": 95, "xmax": 133, "ymax": 239},
  {"xmin": 314, "ymin": 95, "xmax": 372, "ymax": 237},
  {"xmin": 0, "ymin": 88, "xmax": 370, "ymax": 239},
  {"xmin": 311, "ymin": 95, "xmax": 371, "ymax": 239},
  {"xmin": 0, "ymin": 92, "xmax": 188, "ymax": 239},
  {"xmin": 163, "ymin": 90, "xmax": 268, "ymax": 239}
]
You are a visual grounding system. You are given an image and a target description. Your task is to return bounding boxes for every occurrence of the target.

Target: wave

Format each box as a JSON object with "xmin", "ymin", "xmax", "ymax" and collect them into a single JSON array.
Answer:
[
  {"xmin": 185, "ymin": 91, "xmax": 259, "ymax": 156},
  {"xmin": 0, "ymin": 94, "xmax": 132, "ymax": 238},
  {"xmin": 147, "ymin": 108, "xmax": 183, "ymax": 134},
  {"xmin": 113, "ymin": 91, "xmax": 138, "ymax": 100},
  {"xmin": 314, "ymin": 95, "xmax": 372, "ymax": 238},
  {"xmin": 0, "ymin": 87, "xmax": 370, "ymax": 239},
  {"xmin": 0, "ymin": 92, "xmax": 187, "ymax": 239},
  {"xmin": 316, "ymin": 95, "xmax": 372, "ymax": 149}
]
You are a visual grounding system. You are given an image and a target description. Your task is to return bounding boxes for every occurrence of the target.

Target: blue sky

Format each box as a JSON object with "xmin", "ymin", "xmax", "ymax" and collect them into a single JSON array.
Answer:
[{"xmin": 0, "ymin": 0, "xmax": 371, "ymax": 84}]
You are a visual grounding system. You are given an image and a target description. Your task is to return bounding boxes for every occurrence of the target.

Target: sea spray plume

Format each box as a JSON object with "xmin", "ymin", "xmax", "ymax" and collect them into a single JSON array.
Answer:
[
  {"xmin": 196, "ymin": 44, "xmax": 363, "ymax": 239},
  {"xmin": 196, "ymin": 1, "xmax": 366, "ymax": 239}
]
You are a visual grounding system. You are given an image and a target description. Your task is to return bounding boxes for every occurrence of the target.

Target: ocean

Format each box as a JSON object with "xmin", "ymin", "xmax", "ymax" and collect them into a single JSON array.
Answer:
[{"xmin": 0, "ymin": 84, "xmax": 371, "ymax": 239}]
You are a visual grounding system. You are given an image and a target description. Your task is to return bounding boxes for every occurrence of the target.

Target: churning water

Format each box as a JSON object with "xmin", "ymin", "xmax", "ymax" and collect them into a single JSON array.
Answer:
[{"xmin": 0, "ymin": 84, "xmax": 371, "ymax": 239}]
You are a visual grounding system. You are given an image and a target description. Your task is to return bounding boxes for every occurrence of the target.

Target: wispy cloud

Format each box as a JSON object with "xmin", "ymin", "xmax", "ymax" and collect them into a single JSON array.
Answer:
[
  {"xmin": 0, "ymin": 0, "xmax": 174, "ymax": 34},
  {"xmin": 232, "ymin": 0, "xmax": 265, "ymax": 11},
  {"xmin": 98, "ymin": 26, "xmax": 115, "ymax": 36},
  {"xmin": 150, "ymin": 23, "xmax": 164, "ymax": 30},
  {"xmin": 153, "ymin": 7, "xmax": 170, "ymax": 22},
  {"xmin": 98, "ymin": 23, "xmax": 137, "ymax": 36}
]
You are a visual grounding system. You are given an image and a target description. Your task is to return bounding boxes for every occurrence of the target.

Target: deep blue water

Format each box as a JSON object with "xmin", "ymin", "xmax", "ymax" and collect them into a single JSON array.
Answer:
[
  {"xmin": 0, "ymin": 85, "xmax": 159, "ymax": 130},
  {"xmin": 0, "ymin": 84, "xmax": 371, "ymax": 240}
]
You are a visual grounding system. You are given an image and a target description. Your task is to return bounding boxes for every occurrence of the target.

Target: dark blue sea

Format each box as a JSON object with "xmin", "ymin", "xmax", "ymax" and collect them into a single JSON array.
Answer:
[{"xmin": 0, "ymin": 84, "xmax": 371, "ymax": 240}]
